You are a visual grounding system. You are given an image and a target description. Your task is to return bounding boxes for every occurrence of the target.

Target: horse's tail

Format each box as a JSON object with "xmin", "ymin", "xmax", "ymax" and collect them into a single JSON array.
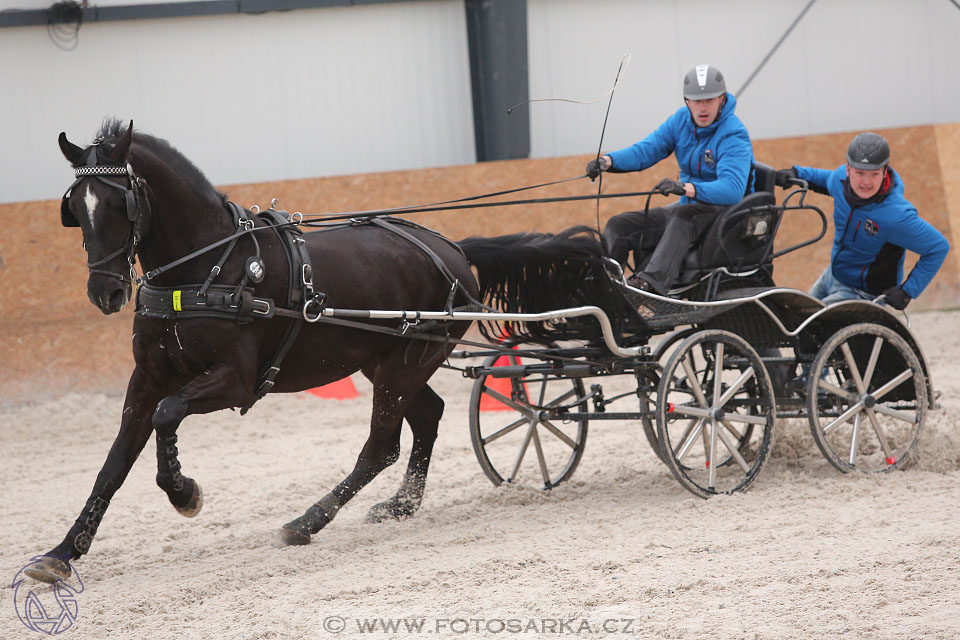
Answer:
[{"xmin": 457, "ymin": 225, "xmax": 627, "ymax": 343}]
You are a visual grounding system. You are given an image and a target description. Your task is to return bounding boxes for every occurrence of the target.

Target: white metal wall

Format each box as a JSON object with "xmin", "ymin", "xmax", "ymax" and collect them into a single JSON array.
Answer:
[
  {"xmin": 0, "ymin": 0, "xmax": 475, "ymax": 204},
  {"xmin": 2, "ymin": 0, "xmax": 959, "ymax": 204},
  {"xmin": 527, "ymin": 0, "xmax": 960, "ymax": 159}
]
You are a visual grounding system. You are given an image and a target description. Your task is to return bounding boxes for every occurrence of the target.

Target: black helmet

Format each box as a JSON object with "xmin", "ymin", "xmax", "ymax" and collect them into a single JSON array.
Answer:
[
  {"xmin": 683, "ymin": 65, "xmax": 726, "ymax": 100},
  {"xmin": 846, "ymin": 132, "xmax": 890, "ymax": 170}
]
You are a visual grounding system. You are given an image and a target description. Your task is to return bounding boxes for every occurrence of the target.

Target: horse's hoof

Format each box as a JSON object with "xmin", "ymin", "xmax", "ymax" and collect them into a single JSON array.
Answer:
[
  {"xmin": 23, "ymin": 556, "xmax": 72, "ymax": 584},
  {"xmin": 366, "ymin": 499, "xmax": 417, "ymax": 523},
  {"xmin": 278, "ymin": 527, "xmax": 311, "ymax": 546},
  {"xmin": 175, "ymin": 481, "xmax": 203, "ymax": 518}
]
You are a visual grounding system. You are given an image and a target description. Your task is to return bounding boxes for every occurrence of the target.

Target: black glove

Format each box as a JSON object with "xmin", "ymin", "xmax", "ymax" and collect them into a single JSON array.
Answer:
[
  {"xmin": 586, "ymin": 158, "xmax": 607, "ymax": 181},
  {"xmin": 655, "ymin": 178, "xmax": 686, "ymax": 196},
  {"xmin": 883, "ymin": 286, "xmax": 911, "ymax": 310},
  {"xmin": 774, "ymin": 167, "xmax": 798, "ymax": 188}
]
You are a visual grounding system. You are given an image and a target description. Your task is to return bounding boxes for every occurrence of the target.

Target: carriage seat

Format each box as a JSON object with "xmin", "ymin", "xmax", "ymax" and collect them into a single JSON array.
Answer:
[{"xmin": 676, "ymin": 161, "xmax": 781, "ymax": 286}]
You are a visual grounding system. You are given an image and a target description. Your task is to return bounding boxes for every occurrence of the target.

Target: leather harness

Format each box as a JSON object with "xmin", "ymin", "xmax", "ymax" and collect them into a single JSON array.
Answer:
[
  {"xmin": 62, "ymin": 148, "xmax": 474, "ymax": 412},
  {"xmin": 134, "ymin": 208, "xmax": 469, "ymax": 412}
]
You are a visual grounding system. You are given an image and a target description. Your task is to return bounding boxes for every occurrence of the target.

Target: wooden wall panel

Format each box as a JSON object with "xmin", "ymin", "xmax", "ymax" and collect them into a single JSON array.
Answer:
[{"xmin": 2, "ymin": 125, "xmax": 956, "ymax": 401}]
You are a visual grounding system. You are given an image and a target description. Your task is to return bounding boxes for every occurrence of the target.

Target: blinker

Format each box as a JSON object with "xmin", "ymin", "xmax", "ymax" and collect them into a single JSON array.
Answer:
[
  {"xmin": 60, "ymin": 193, "xmax": 79, "ymax": 227},
  {"xmin": 125, "ymin": 190, "xmax": 138, "ymax": 221}
]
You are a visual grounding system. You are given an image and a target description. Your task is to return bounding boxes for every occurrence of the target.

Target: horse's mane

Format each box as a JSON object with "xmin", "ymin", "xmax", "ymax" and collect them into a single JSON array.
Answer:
[{"xmin": 95, "ymin": 117, "xmax": 227, "ymax": 207}]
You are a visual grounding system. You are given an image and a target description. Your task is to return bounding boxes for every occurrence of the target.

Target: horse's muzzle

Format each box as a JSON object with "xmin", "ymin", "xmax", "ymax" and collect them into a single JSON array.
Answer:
[{"xmin": 88, "ymin": 275, "xmax": 131, "ymax": 315}]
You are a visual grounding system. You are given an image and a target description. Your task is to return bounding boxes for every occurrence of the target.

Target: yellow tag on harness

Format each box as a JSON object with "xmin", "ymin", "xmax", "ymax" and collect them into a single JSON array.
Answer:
[{"xmin": 172, "ymin": 290, "xmax": 182, "ymax": 312}]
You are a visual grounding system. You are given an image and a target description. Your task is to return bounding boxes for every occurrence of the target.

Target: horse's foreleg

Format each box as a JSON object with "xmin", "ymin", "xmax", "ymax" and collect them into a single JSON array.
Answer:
[
  {"xmin": 367, "ymin": 383, "xmax": 443, "ymax": 522},
  {"xmin": 26, "ymin": 370, "xmax": 159, "ymax": 583},
  {"xmin": 279, "ymin": 381, "xmax": 406, "ymax": 546},
  {"xmin": 153, "ymin": 363, "xmax": 246, "ymax": 517},
  {"xmin": 153, "ymin": 395, "xmax": 203, "ymax": 517}
]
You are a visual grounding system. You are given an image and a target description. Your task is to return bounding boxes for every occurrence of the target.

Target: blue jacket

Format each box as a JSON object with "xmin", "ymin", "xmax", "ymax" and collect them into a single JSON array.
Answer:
[
  {"xmin": 796, "ymin": 165, "xmax": 950, "ymax": 298},
  {"xmin": 606, "ymin": 92, "xmax": 753, "ymax": 206}
]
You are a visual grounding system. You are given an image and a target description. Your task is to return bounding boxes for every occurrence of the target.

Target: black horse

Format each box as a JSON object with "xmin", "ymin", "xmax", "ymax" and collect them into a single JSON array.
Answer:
[{"xmin": 29, "ymin": 119, "xmax": 622, "ymax": 582}]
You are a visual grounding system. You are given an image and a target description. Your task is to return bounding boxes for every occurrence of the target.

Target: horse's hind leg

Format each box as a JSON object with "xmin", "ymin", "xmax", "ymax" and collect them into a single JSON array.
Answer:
[
  {"xmin": 367, "ymin": 383, "xmax": 443, "ymax": 522},
  {"xmin": 27, "ymin": 370, "xmax": 159, "ymax": 583},
  {"xmin": 280, "ymin": 356, "xmax": 439, "ymax": 544},
  {"xmin": 279, "ymin": 378, "xmax": 407, "ymax": 545}
]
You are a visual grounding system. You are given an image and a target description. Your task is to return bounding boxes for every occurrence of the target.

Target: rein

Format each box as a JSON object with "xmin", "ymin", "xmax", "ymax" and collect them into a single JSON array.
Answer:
[{"xmin": 301, "ymin": 187, "xmax": 661, "ymax": 225}]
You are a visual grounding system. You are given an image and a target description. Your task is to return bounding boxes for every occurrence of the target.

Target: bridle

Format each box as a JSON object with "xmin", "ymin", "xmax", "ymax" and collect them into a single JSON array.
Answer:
[{"xmin": 60, "ymin": 141, "xmax": 152, "ymax": 284}]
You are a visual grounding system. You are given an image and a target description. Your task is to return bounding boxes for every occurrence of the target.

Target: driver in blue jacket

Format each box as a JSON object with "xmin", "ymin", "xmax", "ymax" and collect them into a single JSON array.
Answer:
[
  {"xmin": 587, "ymin": 64, "xmax": 754, "ymax": 294},
  {"xmin": 775, "ymin": 132, "xmax": 950, "ymax": 310}
]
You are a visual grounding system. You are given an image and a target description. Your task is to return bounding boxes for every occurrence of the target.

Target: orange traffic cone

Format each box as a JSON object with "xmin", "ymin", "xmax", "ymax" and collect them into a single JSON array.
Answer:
[
  {"xmin": 307, "ymin": 376, "xmax": 359, "ymax": 399},
  {"xmin": 479, "ymin": 353, "xmax": 527, "ymax": 411}
]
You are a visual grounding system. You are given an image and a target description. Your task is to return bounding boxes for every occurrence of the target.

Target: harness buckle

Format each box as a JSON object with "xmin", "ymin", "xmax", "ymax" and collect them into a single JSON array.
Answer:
[
  {"xmin": 301, "ymin": 264, "xmax": 314, "ymax": 288},
  {"xmin": 251, "ymin": 299, "xmax": 273, "ymax": 316},
  {"xmin": 256, "ymin": 366, "xmax": 281, "ymax": 395},
  {"xmin": 239, "ymin": 218, "xmax": 254, "ymax": 231},
  {"xmin": 128, "ymin": 256, "xmax": 140, "ymax": 283}
]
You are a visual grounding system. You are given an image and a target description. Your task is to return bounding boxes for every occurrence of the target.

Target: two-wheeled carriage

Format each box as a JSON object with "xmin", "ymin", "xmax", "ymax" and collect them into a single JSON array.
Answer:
[{"xmin": 451, "ymin": 164, "xmax": 936, "ymax": 498}]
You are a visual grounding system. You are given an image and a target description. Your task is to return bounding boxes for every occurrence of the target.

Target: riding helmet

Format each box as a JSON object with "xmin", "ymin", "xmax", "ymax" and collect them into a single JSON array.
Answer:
[
  {"xmin": 846, "ymin": 132, "xmax": 890, "ymax": 170},
  {"xmin": 683, "ymin": 65, "xmax": 726, "ymax": 100}
]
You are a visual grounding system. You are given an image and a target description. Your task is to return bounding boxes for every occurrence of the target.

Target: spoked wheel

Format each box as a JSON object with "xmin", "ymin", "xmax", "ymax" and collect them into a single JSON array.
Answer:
[
  {"xmin": 807, "ymin": 323, "xmax": 926, "ymax": 473},
  {"xmin": 656, "ymin": 330, "xmax": 776, "ymax": 498},
  {"xmin": 638, "ymin": 371, "xmax": 666, "ymax": 464},
  {"xmin": 642, "ymin": 327, "xmax": 700, "ymax": 465},
  {"xmin": 469, "ymin": 353, "xmax": 589, "ymax": 490}
]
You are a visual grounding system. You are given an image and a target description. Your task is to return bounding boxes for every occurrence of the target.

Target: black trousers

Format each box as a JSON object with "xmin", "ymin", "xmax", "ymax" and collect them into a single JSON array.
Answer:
[{"xmin": 602, "ymin": 202, "xmax": 725, "ymax": 294}]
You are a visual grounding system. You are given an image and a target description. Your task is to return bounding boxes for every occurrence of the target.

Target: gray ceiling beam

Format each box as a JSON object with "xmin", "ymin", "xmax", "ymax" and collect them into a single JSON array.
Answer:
[{"xmin": 0, "ymin": 0, "xmax": 411, "ymax": 27}]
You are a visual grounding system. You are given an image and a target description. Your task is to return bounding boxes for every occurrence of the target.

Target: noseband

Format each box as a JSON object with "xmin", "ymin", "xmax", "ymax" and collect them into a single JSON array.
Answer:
[{"xmin": 60, "ymin": 142, "xmax": 152, "ymax": 284}]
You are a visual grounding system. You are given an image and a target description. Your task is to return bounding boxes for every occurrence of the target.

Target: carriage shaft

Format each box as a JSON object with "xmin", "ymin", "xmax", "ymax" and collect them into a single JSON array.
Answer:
[{"xmin": 321, "ymin": 305, "xmax": 646, "ymax": 357}]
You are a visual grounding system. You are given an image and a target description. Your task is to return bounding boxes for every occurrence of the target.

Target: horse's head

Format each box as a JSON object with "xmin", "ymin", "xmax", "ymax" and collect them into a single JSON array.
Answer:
[{"xmin": 59, "ymin": 121, "xmax": 151, "ymax": 314}]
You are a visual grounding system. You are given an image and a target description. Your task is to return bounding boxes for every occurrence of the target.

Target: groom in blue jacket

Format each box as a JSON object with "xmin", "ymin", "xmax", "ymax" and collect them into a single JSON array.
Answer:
[
  {"xmin": 587, "ymin": 64, "xmax": 754, "ymax": 294},
  {"xmin": 775, "ymin": 132, "xmax": 950, "ymax": 310}
]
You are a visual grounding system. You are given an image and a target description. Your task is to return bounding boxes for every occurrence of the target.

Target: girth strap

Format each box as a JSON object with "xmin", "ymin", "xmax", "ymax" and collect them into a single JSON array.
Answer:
[
  {"xmin": 259, "ymin": 208, "xmax": 319, "ymax": 309},
  {"xmin": 240, "ymin": 316, "xmax": 302, "ymax": 415},
  {"xmin": 241, "ymin": 207, "xmax": 321, "ymax": 413}
]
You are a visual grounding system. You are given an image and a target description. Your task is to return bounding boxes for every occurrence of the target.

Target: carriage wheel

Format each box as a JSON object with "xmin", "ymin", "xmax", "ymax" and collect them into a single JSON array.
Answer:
[
  {"xmin": 469, "ymin": 353, "xmax": 588, "ymax": 490},
  {"xmin": 806, "ymin": 323, "xmax": 925, "ymax": 473},
  {"xmin": 641, "ymin": 327, "xmax": 701, "ymax": 465},
  {"xmin": 656, "ymin": 330, "xmax": 776, "ymax": 498},
  {"xmin": 638, "ymin": 372, "xmax": 666, "ymax": 465}
]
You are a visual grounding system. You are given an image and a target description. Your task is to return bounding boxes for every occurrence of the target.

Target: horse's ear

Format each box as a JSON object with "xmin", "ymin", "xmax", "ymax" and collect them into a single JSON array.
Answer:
[
  {"xmin": 59, "ymin": 132, "xmax": 84, "ymax": 164},
  {"xmin": 109, "ymin": 120, "xmax": 134, "ymax": 162}
]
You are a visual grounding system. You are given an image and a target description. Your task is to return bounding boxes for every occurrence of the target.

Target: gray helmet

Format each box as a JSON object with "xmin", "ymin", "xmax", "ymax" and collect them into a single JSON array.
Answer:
[
  {"xmin": 846, "ymin": 132, "xmax": 890, "ymax": 170},
  {"xmin": 683, "ymin": 65, "xmax": 726, "ymax": 100}
]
